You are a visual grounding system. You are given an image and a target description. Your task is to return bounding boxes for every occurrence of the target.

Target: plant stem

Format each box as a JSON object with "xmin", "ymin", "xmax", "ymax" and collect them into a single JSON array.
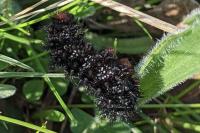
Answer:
[
  {"xmin": 0, "ymin": 115, "xmax": 56, "ymax": 133},
  {"xmin": 140, "ymin": 103, "xmax": 200, "ymax": 108},
  {"xmin": 0, "ymin": 72, "xmax": 65, "ymax": 78},
  {"xmin": 67, "ymin": 103, "xmax": 200, "ymax": 109}
]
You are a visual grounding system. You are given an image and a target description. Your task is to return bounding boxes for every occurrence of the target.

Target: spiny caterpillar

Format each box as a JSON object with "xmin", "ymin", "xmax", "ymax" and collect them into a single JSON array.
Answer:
[{"xmin": 45, "ymin": 12, "xmax": 140, "ymax": 121}]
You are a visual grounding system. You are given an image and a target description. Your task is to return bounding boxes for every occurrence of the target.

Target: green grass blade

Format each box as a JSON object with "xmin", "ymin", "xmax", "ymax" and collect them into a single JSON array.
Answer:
[
  {"xmin": 0, "ymin": 31, "xmax": 42, "ymax": 45},
  {"xmin": 0, "ymin": 16, "xmax": 30, "ymax": 35},
  {"xmin": 138, "ymin": 112, "xmax": 168, "ymax": 133},
  {"xmin": 170, "ymin": 109, "xmax": 200, "ymax": 116},
  {"xmin": 0, "ymin": 72, "xmax": 65, "ymax": 78},
  {"xmin": 0, "ymin": 115, "xmax": 56, "ymax": 133},
  {"xmin": 0, "ymin": 54, "xmax": 34, "ymax": 71},
  {"xmin": 66, "ymin": 103, "xmax": 200, "ymax": 109},
  {"xmin": 174, "ymin": 120, "xmax": 200, "ymax": 132},
  {"xmin": 134, "ymin": 19, "xmax": 153, "ymax": 40},
  {"xmin": 140, "ymin": 103, "xmax": 200, "ymax": 108},
  {"xmin": 22, "ymin": 52, "xmax": 48, "ymax": 63},
  {"xmin": 176, "ymin": 80, "xmax": 200, "ymax": 99}
]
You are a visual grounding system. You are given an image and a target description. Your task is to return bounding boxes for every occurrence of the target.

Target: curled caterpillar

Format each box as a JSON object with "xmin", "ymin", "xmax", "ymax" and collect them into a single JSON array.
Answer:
[{"xmin": 45, "ymin": 12, "xmax": 140, "ymax": 121}]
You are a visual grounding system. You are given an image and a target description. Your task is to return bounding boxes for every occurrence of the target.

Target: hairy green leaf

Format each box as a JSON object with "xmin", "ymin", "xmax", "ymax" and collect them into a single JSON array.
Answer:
[{"xmin": 137, "ymin": 9, "xmax": 200, "ymax": 104}]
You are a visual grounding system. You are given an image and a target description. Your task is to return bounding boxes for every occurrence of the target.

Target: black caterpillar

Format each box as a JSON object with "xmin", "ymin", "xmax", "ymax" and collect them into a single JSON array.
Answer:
[{"xmin": 45, "ymin": 12, "xmax": 140, "ymax": 121}]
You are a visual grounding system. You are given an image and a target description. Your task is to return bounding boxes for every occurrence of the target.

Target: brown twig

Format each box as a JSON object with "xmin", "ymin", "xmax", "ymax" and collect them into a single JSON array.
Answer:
[{"xmin": 91, "ymin": 0, "xmax": 179, "ymax": 33}]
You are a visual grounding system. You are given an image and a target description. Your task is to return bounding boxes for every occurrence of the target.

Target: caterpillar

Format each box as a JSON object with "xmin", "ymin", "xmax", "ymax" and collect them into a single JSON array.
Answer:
[{"xmin": 45, "ymin": 12, "xmax": 140, "ymax": 121}]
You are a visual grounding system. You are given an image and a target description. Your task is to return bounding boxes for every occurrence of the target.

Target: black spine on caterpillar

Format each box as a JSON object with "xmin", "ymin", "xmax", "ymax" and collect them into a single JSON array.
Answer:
[{"xmin": 45, "ymin": 12, "xmax": 140, "ymax": 121}]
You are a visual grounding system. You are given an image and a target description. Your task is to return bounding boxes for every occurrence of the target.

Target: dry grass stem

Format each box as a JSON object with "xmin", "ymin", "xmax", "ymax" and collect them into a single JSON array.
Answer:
[
  {"xmin": 0, "ymin": 0, "xmax": 74, "ymax": 26},
  {"xmin": 91, "ymin": 0, "xmax": 179, "ymax": 33}
]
